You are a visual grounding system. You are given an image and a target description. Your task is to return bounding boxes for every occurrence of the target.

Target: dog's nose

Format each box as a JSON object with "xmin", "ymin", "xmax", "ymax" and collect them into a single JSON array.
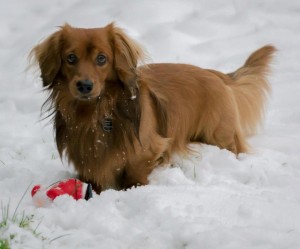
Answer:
[{"xmin": 76, "ymin": 80, "xmax": 93, "ymax": 94}]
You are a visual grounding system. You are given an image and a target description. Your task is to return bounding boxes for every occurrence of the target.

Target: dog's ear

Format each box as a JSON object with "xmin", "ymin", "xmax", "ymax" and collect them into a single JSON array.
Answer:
[
  {"xmin": 107, "ymin": 23, "xmax": 146, "ymax": 97},
  {"xmin": 30, "ymin": 30, "xmax": 63, "ymax": 88}
]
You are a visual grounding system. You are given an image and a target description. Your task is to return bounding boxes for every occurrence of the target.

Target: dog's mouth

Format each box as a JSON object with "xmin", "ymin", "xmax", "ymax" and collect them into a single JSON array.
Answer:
[
  {"xmin": 75, "ymin": 92, "xmax": 102, "ymax": 102},
  {"xmin": 76, "ymin": 95, "xmax": 93, "ymax": 101}
]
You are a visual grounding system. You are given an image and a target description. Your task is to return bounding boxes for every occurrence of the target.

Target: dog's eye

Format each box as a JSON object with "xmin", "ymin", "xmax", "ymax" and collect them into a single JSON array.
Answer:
[
  {"xmin": 67, "ymin": 54, "xmax": 78, "ymax": 64},
  {"xmin": 96, "ymin": 54, "xmax": 107, "ymax": 66}
]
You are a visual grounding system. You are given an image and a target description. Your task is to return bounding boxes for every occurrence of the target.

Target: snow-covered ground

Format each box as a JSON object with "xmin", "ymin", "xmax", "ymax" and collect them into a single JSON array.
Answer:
[{"xmin": 1, "ymin": 0, "xmax": 300, "ymax": 248}]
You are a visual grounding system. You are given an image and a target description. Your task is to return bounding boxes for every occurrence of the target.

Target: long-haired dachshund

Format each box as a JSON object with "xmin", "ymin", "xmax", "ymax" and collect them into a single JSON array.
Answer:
[{"xmin": 31, "ymin": 23, "xmax": 275, "ymax": 192}]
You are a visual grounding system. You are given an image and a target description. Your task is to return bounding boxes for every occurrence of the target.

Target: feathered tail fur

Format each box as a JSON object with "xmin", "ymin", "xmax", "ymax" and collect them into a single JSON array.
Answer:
[{"xmin": 228, "ymin": 45, "xmax": 276, "ymax": 136}]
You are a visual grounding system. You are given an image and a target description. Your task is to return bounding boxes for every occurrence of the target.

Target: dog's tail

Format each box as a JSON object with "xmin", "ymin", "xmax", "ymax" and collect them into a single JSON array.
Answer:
[{"xmin": 228, "ymin": 45, "xmax": 276, "ymax": 136}]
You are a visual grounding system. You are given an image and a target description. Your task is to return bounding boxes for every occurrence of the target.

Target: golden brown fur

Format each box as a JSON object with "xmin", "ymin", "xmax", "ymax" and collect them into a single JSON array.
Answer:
[{"xmin": 30, "ymin": 23, "xmax": 275, "ymax": 192}]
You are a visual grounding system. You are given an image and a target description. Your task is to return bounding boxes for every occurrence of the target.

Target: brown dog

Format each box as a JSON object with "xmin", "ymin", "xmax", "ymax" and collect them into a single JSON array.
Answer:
[{"xmin": 31, "ymin": 23, "xmax": 275, "ymax": 192}]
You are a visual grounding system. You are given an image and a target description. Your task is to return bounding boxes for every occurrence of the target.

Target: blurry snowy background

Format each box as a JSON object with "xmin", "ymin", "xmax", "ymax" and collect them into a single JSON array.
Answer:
[{"xmin": 0, "ymin": 0, "xmax": 300, "ymax": 248}]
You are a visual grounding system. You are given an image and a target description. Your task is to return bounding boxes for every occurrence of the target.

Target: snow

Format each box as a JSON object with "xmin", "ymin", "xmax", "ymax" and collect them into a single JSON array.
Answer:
[{"xmin": 1, "ymin": 0, "xmax": 300, "ymax": 248}]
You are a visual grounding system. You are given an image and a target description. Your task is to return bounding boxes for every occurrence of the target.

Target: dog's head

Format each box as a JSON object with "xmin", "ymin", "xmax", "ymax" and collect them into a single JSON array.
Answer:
[{"xmin": 31, "ymin": 23, "xmax": 145, "ymax": 101}]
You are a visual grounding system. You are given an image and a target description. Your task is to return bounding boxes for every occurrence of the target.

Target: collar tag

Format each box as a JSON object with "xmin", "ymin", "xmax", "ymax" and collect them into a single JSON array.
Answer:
[{"xmin": 102, "ymin": 118, "xmax": 113, "ymax": 132}]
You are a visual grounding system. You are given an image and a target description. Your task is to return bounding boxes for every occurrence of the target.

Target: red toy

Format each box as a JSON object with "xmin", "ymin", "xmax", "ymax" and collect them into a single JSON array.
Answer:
[{"xmin": 31, "ymin": 178, "xmax": 93, "ymax": 207}]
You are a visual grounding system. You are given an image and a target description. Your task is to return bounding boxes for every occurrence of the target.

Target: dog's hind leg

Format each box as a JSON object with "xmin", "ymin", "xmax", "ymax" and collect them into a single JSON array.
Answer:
[{"xmin": 208, "ymin": 117, "xmax": 248, "ymax": 155}]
